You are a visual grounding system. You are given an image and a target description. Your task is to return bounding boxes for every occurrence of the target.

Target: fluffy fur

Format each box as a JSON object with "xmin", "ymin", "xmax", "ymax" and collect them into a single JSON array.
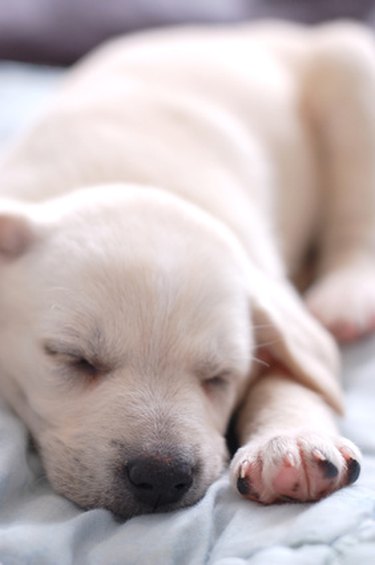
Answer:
[{"xmin": 0, "ymin": 21, "xmax": 372, "ymax": 517}]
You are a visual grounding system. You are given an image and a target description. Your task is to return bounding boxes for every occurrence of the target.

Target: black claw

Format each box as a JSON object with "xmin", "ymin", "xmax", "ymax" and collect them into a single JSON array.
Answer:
[
  {"xmin": 318, "ymin": 459, "xmax": 339, "ymax": 479},
  {"xmin": 347, "ymin": 458, "xmax": 361, "ymax": 485},
  {"xmin": 237, "ymin": 476, "xmax": 250, "ymax": 495}
]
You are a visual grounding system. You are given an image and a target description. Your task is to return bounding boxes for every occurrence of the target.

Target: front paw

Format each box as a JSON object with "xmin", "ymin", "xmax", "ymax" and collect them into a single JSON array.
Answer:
[{"xmin": 230, "ymin": 432, "xmax": 361, "ymax": 504}]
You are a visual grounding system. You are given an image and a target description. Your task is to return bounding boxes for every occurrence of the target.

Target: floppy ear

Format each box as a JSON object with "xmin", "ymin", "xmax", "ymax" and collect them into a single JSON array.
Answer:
[
  {"xmin": 0, "ymin": 201, "xmax": 36, "ymax": 259},
  {"xmin": 249, "ymin": 268, "xmax": 343, "ymax": 414}
]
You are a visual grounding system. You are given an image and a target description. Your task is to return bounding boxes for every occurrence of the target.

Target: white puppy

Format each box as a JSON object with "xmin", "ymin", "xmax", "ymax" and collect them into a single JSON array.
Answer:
[{"xmin": 0, "ymin": 21, "xmax": 371, "ymax": 517}]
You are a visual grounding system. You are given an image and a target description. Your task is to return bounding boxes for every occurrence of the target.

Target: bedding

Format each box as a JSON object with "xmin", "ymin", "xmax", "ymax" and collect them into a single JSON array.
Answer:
[{"xmin": 0, "ymin": 62, "xmax": 375, "ymax": 565}]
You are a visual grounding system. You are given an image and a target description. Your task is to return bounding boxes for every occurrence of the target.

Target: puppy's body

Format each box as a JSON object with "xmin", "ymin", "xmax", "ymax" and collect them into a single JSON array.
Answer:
[
  {"xmin": 1, "ymin": 23, "xmax": 317, "ymax": 273},
  {"xmin": 0, "ymin": 21, "xmax": 372, "ymax": 516}
]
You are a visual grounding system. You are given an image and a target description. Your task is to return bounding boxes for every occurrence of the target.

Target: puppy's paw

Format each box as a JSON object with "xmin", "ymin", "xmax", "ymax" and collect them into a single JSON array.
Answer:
[
  {"xmin": 305, "ymin": 267, "xmax": 375, "ymax": 342},
  {"xmin": 230, "ymin": 432, "xmax": 361, "ymax": 504}
]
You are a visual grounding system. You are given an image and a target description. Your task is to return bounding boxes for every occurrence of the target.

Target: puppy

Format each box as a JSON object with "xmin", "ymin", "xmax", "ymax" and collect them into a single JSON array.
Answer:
[{"xmin": 0, "ymin": 21, "xmax": 371, "ymax": 518}]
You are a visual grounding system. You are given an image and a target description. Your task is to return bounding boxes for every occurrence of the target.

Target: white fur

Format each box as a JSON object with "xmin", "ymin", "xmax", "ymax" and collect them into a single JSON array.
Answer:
[{"xmin": 0, "ymin": 21, "xmax": 371, "ymax": 515}]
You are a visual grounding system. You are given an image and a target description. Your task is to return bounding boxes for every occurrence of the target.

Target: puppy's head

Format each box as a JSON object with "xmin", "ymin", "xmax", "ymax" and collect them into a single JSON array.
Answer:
[
  {"xmin": 0, "ymin": 184, "xmax": 342, "ymax": 518},
  {"xmin": 0, "ymin": 185, "xmax": 255, "ymax": 518}
]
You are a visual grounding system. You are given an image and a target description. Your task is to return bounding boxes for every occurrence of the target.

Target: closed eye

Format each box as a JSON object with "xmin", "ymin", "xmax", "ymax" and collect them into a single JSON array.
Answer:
[
  {"xmin": 194, "ymin": 359, "xmax": 233, "ymax": 391},
  {"xmin": 66, "ymin": 356, "xmax": 100, "ymax": 378},
  {"xmin": 200, "ymin": 369, "xmax": 233, "ymax": 395},
  {"xmin": 203, "ymin": 374, "xmax": 228, "ymax": 388},
  {"xmin": 43, "ymin": 342, "xmax": 106, "ymax": 380}
]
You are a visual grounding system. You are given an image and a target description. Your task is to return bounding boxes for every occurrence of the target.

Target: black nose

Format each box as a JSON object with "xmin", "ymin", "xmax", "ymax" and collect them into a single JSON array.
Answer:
[{"xmin": 126, "ymin": 456, "xmax": 194, "ymax": 508}]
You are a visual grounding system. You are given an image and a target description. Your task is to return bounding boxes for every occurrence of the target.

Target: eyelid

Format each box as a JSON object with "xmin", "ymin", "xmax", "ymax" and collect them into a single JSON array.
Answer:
[
  {"xmin": 43, "ymin": 342, "xmax": 102, "ymax": 370},
  {"xmin": 43, "ymin": 340, "xmax": 113, "ymax": 377},
  {"xmin": 195, "ymin": 363, "xmax": 232, "ymax": 381},
  {"xmin": 204, "ymin": 374, "xmax": 229, "ymax": 385},
  {"xmin": 44, "ymin": 342, "xmax": 86, "ymax": 359}
]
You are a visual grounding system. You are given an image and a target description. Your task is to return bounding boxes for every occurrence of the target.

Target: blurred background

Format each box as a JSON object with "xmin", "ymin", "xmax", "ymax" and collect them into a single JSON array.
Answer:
[
  {"xmin": 1, "ymin": 0, "xmax": 375, "ymax": 149},
  {"xmin": 1, "ymin": 0, "xmax": 375, "ymax": 65}
]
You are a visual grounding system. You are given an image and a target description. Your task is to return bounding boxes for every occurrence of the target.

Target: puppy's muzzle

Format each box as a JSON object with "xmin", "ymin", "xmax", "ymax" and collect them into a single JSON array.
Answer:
[{"xmin": 125, "ymin": 455, "xmax": 194, "ymax": 508}]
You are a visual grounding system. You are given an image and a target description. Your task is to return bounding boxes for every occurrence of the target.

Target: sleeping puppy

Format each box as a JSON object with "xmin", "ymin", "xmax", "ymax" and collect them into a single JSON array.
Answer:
[{"xmin": 0, "ymin": 20, "xmax": 371, "ymax": 518}]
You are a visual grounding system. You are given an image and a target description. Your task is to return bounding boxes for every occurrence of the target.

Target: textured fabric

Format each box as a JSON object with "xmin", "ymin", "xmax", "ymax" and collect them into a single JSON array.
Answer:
[
  {"xmin": 0, "ymin": 0, "xmax": 374, "ymax": 64},
  {"xmin": 0, "ymin": 62, "xmax": 374, "ymax": 564}
]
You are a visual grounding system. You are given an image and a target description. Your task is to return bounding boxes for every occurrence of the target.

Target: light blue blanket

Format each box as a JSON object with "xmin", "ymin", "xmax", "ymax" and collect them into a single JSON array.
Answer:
[{"xmin": 0, "ymin": 63, "xmax": 374, "ymax": 565}]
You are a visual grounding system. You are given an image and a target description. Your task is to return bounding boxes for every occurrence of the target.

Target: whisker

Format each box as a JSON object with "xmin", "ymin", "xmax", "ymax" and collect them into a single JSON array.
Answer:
[
  {"xmin": 256, "ymin": 337, "xmax": 283, "ymax": 349},
  {"xmin": 252, "ymin": 355, "xmax": 271, "ymax": 369}
]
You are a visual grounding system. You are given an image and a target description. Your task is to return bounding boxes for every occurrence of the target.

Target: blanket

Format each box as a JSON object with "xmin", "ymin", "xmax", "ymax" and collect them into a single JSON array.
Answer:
[{"xmin": 0, "ymin": 62, "xmax": 374, "ymax": 565}]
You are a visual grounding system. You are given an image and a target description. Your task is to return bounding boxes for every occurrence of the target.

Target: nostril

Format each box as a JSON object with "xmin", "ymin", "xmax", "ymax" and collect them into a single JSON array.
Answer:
[
  {"xmin": 135, "ymin": 481, "xmax": 153, "ymax": 491},
  {"xmin": 176, "ymin": 481, "xmax": 189, "ymax": 490},
  {"xmin": 126, "ymin": 456, "xmax": 194, "ymax": 507},
  {"xmin": 177, "ymin": 474, "xmax": 193, "ymax": 490}
]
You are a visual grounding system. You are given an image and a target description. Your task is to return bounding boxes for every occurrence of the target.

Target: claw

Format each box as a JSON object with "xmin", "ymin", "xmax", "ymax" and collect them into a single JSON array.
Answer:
[
  {"xmin": 237, "ymin": 460, "xmax": 251, "ymax": 495},
  {"xmin": 237, "ymin": 476, "xmax": 250, "ymax": 495},
  {"xmin": 284, "ymin": 452, "xmax": 296, "ymax": 467},
  {"xmin": 346, "ymin": 458, "xmax": 361, "ymax": 485},
  {"xmin": 312, "ymin": 448, "xmax": 326, "ymax": 462},
  {"xmin": 239, "ymin": 460, "xmax": 250, "ymax": 479},
  {"xmin": 341, "ymin": 446, "xmax": 358, "ymax": 461},
  {"xmin": 318, "ymin": 459, "xmax": 339, "ymax": 479}
]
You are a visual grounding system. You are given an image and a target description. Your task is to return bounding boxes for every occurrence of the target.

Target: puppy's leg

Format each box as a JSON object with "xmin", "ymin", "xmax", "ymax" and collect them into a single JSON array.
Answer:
[
  {"xmin": 303, "ymin": 24, "xmax": 375, "ymax": 341},
  {"xmin": 230, "ymin": 372, "xmax": 361, "ymax": 503}
]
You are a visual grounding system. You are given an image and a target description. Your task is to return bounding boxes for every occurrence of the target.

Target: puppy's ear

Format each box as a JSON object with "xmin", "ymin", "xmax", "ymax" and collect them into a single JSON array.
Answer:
[
  {"xmin": 0, "ymin": 202, "xmax": 36, "ymax": 259},
  {"xmin": 249, "ymin": 269, "xmax": 343, "ymax": 414}
]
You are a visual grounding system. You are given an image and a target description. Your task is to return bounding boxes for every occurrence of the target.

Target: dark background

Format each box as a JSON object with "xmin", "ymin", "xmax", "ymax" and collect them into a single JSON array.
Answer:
[{"xmin": 1, "ymin": 0, "xmax": 375, "ymax": 66}]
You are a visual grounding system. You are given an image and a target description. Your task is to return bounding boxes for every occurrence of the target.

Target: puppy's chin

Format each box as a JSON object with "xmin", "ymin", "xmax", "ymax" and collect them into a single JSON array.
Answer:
[
  {"xmin": 79, "ymin": 477, "xmax": 211, "ymax": 521},
  {"xmin": 38, "ymin": 434, "xmax": 228, "ymax": 519},
  {"xmin": 46, "ymin": 459, "xmax": 225, "ymax": 520},
  {"xmin": 51, "ymin": 483, "xmax": 192, "ymax": 520}
]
